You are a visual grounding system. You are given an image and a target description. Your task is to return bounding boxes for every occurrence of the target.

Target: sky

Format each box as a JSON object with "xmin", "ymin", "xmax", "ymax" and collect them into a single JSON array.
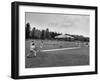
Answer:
[{"xmin": 25, "ymin": 12, "xmax": 90, "ymax": 37}]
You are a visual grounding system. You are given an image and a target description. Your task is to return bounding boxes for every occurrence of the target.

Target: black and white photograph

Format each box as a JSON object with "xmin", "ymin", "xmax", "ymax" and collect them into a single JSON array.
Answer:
[
  {"xmin": 11, "ymin": 1, "xmax": 97, "ymax": 79},
  {"xmin": 25, "ymin": 12, "xmax": 90, "ymax": 68}
]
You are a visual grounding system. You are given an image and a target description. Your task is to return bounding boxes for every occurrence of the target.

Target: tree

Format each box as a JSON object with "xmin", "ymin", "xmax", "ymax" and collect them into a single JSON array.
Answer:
[
  {"xmin": 45, "ymin": 28, "xmax": 51, "ymax": 39},
  {"xmin": 41, "ymin": 30, "xmax": 46, "ymax": 39},
  {"xmin": 25, "ymin": 23, "xmax": 31, "ymax": 39},
  {"xmin": 31, "ymin": 27, "xmax": 36, "ymax": 39}
]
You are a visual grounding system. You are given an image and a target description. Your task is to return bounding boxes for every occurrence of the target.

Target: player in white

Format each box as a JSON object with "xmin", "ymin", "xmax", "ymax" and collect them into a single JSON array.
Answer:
[
  {"xmin": 27, "ymin": 40, "xmax": 44, "ymax": 58},
  {"xmin": 31, "ymin": 41, "xmax": 37, "ymax": 56},
  {"xmin": 27, "ymin": 41, "xmax": 37, "ymax": 57},
  {"xmin": 40, "ymin": 40, "xmax": 43, "ymax": 49}
]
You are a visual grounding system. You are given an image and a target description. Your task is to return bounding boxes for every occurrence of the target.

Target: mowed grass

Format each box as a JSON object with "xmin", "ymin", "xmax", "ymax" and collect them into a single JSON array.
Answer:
[
  {"xmin": 25, "ymin": 39, "xmax": 89, "ymax": 68},
  {"xmin": 26, "ymin": 39, "xmax": 79, "ymax": 50}
]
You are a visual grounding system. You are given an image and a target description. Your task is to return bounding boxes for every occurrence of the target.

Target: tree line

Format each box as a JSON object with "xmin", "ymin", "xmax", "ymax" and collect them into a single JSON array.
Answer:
[
  {"xmin": 26, "ymin": 22, "xmax": 89, "ymax": 42},
  {"xmin": 25, "ymin": 23, "xmax": 61, "ymax": 39},
  {"xmin": 65, "ymin": 34, "xmax": 89, "ymax": 42}
]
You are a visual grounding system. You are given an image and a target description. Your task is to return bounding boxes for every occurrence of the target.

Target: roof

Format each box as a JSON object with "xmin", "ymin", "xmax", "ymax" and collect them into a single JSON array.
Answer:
[{"xmin": 55, "ymin": 34, "xmax": 74, "ymax": 38}]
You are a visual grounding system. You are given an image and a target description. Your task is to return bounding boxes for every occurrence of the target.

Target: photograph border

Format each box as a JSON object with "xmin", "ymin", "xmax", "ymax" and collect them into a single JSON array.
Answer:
[{"xmin": 11, "ymin": 1, "xmax": 98, "ymax": 79}]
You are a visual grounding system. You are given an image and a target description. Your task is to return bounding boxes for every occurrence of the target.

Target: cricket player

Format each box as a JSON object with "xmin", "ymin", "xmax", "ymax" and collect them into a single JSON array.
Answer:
[
  {"xmin": 27, "ymin": 41, "xmax": 37, "ymax": 57},
  {"xmin": 40, "ymin": 40, "xmax": 43, "ymax": 49}
]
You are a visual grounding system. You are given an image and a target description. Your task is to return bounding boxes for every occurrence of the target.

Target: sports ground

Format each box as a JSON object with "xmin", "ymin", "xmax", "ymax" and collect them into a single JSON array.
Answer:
[{"xmin": 25, "ymin": 39, "xmax": 89, "ymax": 68}]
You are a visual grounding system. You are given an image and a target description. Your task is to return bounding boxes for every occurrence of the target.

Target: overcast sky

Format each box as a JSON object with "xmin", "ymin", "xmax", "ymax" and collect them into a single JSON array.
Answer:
[{"xmin": 25, "ymin": 12, "xmax": 90, "ymax": 37}]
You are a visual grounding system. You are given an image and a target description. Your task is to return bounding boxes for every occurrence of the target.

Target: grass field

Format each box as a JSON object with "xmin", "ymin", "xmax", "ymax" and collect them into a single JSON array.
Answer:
[{"xmin": 25, "ymin": 39, "xmax": 89, "ymax": 68}]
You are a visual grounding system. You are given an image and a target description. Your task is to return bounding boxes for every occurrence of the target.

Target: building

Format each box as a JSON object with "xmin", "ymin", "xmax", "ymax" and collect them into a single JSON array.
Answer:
[{"xmin": 55, "ymin": 34, "xmax": 74, "ymax": 41}]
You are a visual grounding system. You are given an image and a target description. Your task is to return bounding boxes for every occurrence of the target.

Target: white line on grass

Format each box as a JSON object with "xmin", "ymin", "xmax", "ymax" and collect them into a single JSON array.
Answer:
[{"xmin": 41, "ymin": 47, "xmax": 80, "ymax": 52}]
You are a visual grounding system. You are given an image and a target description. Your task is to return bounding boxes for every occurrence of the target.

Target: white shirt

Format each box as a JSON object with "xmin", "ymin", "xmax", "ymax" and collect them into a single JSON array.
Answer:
[{"xmin": 30, "ymin": 42, "xmax": 35, "ymax": 51}]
